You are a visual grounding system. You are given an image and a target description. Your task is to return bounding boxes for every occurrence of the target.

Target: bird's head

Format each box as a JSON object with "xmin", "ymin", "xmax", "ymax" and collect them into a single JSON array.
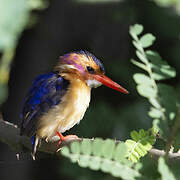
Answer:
[{"xmin": 55, "ymin": 50, "xmax": 128, "ymax": 94}]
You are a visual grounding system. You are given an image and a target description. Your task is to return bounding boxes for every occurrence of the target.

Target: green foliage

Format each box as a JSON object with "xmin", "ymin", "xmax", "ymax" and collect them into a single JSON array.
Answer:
[
  {"xmin": 130, "ymin": 24, "xmax": 178, "ymax": 139},
  {"xmin": 61, "ymin": 138, "xmax": 141, "ymax": 180},
  {"xmin": 61, "ymin": 135, "xmax": 157, "ymax": 178},
  {"xmin": 0, "ymin": 0, "xmax": 29, "ymax": 50},
  {"xmin": 29, "ymin": 0, "xmax": 49, "ymax": 10},
  {"xmin": 146, "ymin": 50, "xmax": 176, "ymax": 80},
  {"xmin": 0, "ymin": 0, "xmax": 30, "ymax": 104},
  {"xmin": 74, "ymin": 0, "xmax": 121, "ymax": 3},
  {"xmin": 158, "ymin": 157, "xmax": 176, "ymax": 180},
  {"xmin": 60, "ymin": 24, "xmax": 180, "ymax": 179},
  {"xmin": 1, "ymin": 0, "xmax": 179, "ymax": 179},
  {"xmin": 138, "ymin": 156, "xmax": 160, "ymax": 179},
  {"xmin": 0, "ymin": 0, "xmax": 49, "ymax": 105},
  {"xmin": 154, "ymin": 0, "xmax": 180, "ymax": 14},
  {"xmin": 129, "ymin": 23, "xmax": 180, "ymax": 179},
  {"xmin": 125, "ymin": 129, "xmax": 156, "ymax": 162}
]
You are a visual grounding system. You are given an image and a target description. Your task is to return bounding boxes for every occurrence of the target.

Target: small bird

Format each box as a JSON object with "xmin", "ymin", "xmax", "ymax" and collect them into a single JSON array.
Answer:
[{"xmin": 20, "ymin": 50, "xmax": 128, "ymax": 159}]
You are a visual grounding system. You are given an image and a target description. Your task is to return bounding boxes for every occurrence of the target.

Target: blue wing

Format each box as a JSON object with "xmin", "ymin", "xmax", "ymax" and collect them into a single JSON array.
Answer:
[{"xmin": 20, "ymin": 72, "xmax": 70, "ymax": 137}]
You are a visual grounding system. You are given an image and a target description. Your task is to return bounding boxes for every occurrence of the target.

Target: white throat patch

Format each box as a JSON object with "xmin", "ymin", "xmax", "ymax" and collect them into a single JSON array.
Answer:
[{"xmin": 86, "ymin": 79, "xmax": 102, "ymax": 88}]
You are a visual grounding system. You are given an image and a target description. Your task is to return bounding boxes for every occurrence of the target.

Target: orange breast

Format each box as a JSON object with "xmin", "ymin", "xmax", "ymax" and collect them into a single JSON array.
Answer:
[{"xmin": 37, "ymin": 78, "xmax": 91, "ymax": 141}]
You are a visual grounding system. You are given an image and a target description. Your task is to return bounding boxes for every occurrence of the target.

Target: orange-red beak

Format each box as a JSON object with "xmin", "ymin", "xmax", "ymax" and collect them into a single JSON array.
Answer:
[{"xmin": 92, "ymin": 74, "xmax": 129, "ymax": 94}]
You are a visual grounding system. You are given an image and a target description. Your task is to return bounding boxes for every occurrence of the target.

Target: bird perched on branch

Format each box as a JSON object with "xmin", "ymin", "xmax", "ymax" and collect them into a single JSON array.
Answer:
[{"xmin": 20, "ymin": 50, "xmax": 128, "ymax": 159}]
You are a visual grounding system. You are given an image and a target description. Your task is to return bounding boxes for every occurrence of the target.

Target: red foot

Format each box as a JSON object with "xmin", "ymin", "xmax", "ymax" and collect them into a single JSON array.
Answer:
[{"xmin": 56, "ymin": 132, "xmax": 78, "ymax": 146}]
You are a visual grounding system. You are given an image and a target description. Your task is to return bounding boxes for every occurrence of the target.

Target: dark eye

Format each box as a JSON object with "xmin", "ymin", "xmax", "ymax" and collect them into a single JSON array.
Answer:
[{"xmin": 86, "ymin": 66, "xmax": 95, "ymax": 73}]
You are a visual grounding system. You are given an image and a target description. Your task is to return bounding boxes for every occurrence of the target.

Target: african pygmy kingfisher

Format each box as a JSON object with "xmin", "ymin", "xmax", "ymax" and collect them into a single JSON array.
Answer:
[{"xmin": 20, "ymin": 50, "xmax": 128, "ymax": 159}]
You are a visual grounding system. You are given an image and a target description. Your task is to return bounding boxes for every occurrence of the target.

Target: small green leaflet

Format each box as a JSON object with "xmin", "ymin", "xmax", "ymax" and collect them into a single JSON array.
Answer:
[
  {"xmin": 148, "ymin": 107, "xmax": 162, "ymax": 118},
  {"xmin": 137, "ymin": 84, "xmax": 156, "ymax": 99},
  {"xmin": 129, "ymin": 24, "xmax": 144, "ymax": 37},
  {"xmin": 133, "ymin": 73, "xmax": 153, "ymax": 85},
  {"xmin": 149, "ymin": 98, "xmax": 161, "ymax": 108},
  {"xmin": 146, "ymin": 50, "xmax": 176, "ymax": 80},
  {"xmin": 140, "ymin": 34, "xmax": 156, "ymax": 48},
  {"xmin": 131, "ymin": 59, "xmax": 147, "ymax": 71},
  {"xmin": 125, "ymin": 129, "xmax": 156, "ymax": 162}
]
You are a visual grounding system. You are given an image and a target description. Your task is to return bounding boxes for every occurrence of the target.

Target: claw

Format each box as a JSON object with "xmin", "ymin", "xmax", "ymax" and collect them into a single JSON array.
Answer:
[{"xmin": 56, "ymin": 132, "xmax": 78, "ymax": 146}]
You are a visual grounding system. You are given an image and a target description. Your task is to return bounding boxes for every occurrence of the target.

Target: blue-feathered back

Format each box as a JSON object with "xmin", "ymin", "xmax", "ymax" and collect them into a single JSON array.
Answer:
[{"xmin": 20, "ymin": 72, "xmax": 70, "ymax": 136}]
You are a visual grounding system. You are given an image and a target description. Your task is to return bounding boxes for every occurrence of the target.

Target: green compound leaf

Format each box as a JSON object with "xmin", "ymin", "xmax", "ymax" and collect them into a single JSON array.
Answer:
[
  {"xmin": 146, "ymin": 50, "xmax": 176, "ymax": 80},
  {"xmin": 139, "ymin": 33, "xmax": 156, "ymax": 48},
  {"xmin": 130, "ymin": 24, "xmax": 178, "ymax": 140},
  {"xmin": 125, "ymin": 129, "xmax": 156, "ymax": 162},
  {"xmin": 61, "ymin": 138, "xmax": 141, "ymax": 180},
  {"xmin": 158, "ymin": 157, "xmax": 176, "ymax": 180}
]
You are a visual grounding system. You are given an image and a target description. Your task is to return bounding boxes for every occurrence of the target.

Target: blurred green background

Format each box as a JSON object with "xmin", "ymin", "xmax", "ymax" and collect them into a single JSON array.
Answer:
[{"xmin": 0, "ymin": 0, "xmax": 179, "ymax": 179}]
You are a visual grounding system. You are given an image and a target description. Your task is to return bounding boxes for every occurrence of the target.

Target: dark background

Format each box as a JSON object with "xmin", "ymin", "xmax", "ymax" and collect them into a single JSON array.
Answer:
[{"xmin": 1, "ymin": 0, "xmax": 180, "ymax": 179}]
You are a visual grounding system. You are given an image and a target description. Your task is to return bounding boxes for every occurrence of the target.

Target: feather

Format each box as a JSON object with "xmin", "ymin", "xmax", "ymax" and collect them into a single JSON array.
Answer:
[
  {"xmin": 37, "ymin": 73, "xmax": 91, "ymax": 140},
  {"xmin": 20, "ymin": 72, "xmax": 70, "ymax": 137},
  {"xmin": 76, "ymin": 50, "xmax": 105, "ymax": 72}
]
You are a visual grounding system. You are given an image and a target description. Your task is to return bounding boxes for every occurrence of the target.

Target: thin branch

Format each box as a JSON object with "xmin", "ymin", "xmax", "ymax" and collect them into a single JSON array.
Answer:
[
  {"xmin": 0, "ymin": 119, "xmax": 180, "ymax": 161},
  {"xmin": 0, "ymin": 119, "xmax": 82, "ymax": 154},
  {"xmin": 149, "ymin": 148, "xmax": 180, "ymax": 161}
]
